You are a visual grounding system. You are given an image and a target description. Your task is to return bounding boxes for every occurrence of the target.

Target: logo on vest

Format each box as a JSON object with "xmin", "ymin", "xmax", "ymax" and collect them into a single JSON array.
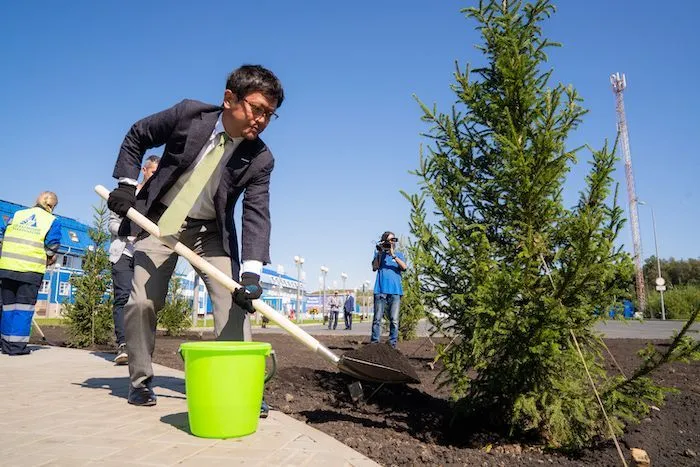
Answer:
[{"xmin": 19, "ymin": 214, "xmax": 38, "ymax": 228}]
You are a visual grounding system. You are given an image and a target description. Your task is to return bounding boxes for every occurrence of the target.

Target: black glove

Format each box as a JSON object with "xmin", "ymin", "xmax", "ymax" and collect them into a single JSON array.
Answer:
[
  {"xmin": 233, "ymin": 272, "xmax": 263, "ymax": 313},
  {"xmin": 107, "ymin": 183, "xmax": 137, "ymax": 217}
]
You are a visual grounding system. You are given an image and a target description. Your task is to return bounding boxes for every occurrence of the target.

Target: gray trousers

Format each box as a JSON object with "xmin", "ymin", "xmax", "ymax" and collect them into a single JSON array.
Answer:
[{"xmin": 124, "ymin": 219, "xmax": 251, "ymax": 389}]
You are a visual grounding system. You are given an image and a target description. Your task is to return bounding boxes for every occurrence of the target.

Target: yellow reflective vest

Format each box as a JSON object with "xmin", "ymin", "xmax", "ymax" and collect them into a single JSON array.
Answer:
[{"xmin": 0, "ymin": 207, "xmax": 56, "ymax": 274}]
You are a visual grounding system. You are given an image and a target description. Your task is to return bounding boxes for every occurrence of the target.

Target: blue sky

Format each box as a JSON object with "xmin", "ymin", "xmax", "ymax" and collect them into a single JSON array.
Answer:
[{"xmin": 1, "ymin": 1, "xmax": 698, "ymax": 291}]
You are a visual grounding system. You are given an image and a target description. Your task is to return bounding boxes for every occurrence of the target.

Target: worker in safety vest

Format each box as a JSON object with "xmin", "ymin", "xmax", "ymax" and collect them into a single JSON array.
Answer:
[{"xmin": 0, "ymin": 191, "xmax": 62, "ymax": 355}]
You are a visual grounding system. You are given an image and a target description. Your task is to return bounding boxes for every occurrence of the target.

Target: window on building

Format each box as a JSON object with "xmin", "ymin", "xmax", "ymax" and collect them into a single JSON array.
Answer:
[
  {"xmin": 60, "ymin": 255, "xmax": 81, "ymax": 269},
  {"xmin": 59, "ymin": 282, "xmax": 71, "ymax": 296},
  {"xmin": 68, "ymin": 231, "xmax": 79, "ymax": 243},
  {"xmin": 40, "ymin": 281, "xmax": 50, "ymax": 294}
]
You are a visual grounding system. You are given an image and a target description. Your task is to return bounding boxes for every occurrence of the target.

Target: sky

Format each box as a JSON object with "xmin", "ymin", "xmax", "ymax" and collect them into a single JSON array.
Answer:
[{"xmin": 1, "ymin": 0, "xmax": 698, "ymax": 292}]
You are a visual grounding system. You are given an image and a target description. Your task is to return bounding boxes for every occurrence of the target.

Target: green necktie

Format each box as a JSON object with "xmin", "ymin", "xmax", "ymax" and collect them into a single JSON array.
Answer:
[{"xmin": 158, "ymin": 132, "xmax": 228, "ymax": 236}]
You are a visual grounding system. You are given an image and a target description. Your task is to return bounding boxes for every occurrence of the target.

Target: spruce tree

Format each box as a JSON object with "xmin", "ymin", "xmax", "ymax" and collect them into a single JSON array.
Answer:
[
  {"xmin": 158, "ymin": 275, "xmax": 192, "ymax": 336},
  {"xmin": 64, "ymin": 202, "xmax": 113, "ymax": 347},
  {"xmin": 397, "ymin": 238, "xmax": 425, "ymax": 341},
  {"xmin": 406, "ymin": 0, "xmax": 698, "ymax": 449}
]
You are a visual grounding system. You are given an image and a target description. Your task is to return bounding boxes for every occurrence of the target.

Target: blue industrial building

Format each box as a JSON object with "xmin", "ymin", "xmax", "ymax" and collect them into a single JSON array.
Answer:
[{"xmin": 178, "ymin": 266, "xmax": 306, "ymax": 319}]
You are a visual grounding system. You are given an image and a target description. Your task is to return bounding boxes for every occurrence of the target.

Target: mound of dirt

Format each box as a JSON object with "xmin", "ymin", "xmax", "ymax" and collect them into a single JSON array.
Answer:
[{"xmin": 343, "ymin": 342, "xmax": 421, "ymax": 383}]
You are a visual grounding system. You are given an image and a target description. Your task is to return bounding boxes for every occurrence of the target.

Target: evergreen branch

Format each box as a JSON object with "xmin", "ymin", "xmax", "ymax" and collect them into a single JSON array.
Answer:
[{"xmin": 605, "ymin": 306, "xmax": 700, "ymax": 394}]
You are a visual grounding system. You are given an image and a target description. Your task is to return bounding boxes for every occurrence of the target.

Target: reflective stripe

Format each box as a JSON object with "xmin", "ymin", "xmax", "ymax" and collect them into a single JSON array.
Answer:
[
  {"xmin": 0, "ymin": 334, "xmax": 30, "ymax": 343},
  {"xmin": 2, "ymin": 304, "xmax": 35, "ymax": 312},
  {"xmin": 0, "ymin": 251, "xmax": 46, "ymax": 265},
  {"xmin": 2, "ymin": 234, "xmax": 44, "ymax": 248}
]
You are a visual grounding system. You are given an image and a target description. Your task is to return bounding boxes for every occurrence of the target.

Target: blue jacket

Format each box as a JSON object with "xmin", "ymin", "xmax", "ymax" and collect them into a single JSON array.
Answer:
[{"xmin": 343, "ymin": 295, "xmax": 355, "ymax": 313}]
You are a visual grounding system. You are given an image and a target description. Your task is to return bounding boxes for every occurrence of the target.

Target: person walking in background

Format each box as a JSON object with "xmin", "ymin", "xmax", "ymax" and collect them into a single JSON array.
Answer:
[
  {"xmin": 108, "ymin": 155, "xmax": 160, "ymax": 365},
  {"xmin": 328, "ymin": 292, "xmax": 341, "ymax": 330},
  {"xmin": 370, "ymin": 231, "xmax": 407, "ymax": 348},
  {"xmin": 343, "ymin": 292, "xmax": 355, "ymax": 330},
  {"xmin": 107, "ymin": 64, "xmax": 284, "ymax": 410},
  {"xmin": 0, "ymin": 192, "xmax": 62, "ymax": 355}
]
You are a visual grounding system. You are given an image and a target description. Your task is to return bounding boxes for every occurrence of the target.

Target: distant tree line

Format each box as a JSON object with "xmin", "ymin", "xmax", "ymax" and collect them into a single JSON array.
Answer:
[{"xmin": 643, "ymin": 257, "xmax": 700, "ymax": 288}]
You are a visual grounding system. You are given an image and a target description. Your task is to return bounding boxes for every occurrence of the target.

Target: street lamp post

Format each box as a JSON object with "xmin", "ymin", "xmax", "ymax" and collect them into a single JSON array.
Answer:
[
  {"xmin": 320, "ymin": 266, "xmax": 328, "ymax": 322},
  {"xmin": 639, "ymin": 201, "xmax": 666, "ymax": 320},
  {"xmin": 650, "ymin": 206, "xmax": 666, "ymax": 320},
  {"xmin": 341, "ymin": 272, "xmax": 348, "ymax": 293},
  {"xmin": 276, "ymin": 265, "xmax": 284, "ymax": 314},
  {"xmin": 294, "ymin": 256, "xmax": 304, "ymax": 322},
  {"xmin": 363, "ymin": 279, "xmax": 370, "ymax": 319}
]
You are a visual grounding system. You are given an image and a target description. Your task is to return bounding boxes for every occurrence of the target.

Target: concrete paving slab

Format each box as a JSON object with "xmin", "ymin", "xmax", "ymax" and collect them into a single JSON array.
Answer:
[{"xmin": 0, "ymin": 346, "xmax": 378, "ymax": 467}]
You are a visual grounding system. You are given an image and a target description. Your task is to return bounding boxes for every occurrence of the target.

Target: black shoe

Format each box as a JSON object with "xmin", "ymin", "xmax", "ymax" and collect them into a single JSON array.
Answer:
[
  {"xmin": 260, "ymin": 400, "xmax": 269, "ymax": 418},
  {"xmin": 128, "ymin": 385, "xmax": 157, "ymax": 406}
]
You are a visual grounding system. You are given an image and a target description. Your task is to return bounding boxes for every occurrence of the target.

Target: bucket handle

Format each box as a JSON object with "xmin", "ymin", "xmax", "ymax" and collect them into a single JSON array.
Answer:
[
  {"xmin": 265, "ymin": 350, "xmax": 277, "ymax": 383},
  {"xmin": 177, "ymin": 348, "xmax": 276, "ymax": 383}
]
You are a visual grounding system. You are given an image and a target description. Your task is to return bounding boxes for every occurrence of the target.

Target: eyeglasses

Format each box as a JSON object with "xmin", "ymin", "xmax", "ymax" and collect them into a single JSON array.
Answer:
[
  {"xmin": 242, "ymin": 97, "xmax": 278, "ymax": 121},
  {"xmin": 387, "ymin": 238, "xmax": 398, "ymax": 242}
]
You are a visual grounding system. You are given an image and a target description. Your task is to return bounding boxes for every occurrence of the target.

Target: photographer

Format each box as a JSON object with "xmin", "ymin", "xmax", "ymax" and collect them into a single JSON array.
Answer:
[{"xmin": 370, "ymin": 231, "xmax": 407, "ymax": 348}]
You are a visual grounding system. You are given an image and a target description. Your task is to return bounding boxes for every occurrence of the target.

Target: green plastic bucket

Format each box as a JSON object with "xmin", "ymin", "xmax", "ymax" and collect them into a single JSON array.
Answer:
[{"xmin": 178, "ymin": 341, "xmax": 276, "ymax": 438}]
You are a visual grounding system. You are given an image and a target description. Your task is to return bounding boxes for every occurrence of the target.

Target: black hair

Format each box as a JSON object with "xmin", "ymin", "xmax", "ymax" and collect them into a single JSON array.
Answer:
[
  {"xmin": 226, "ymin": 65, "xmax": 285, "ymax": 108},
  {"xmin": 380, "ymin": 231, "xmax": 395, "ymax": 242}
]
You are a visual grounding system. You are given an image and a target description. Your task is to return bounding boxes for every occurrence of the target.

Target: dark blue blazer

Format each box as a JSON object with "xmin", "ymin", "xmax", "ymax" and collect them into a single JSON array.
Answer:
[{"xmin": 112, "ymin": 99, "xmax": 274, "ymax": 276}]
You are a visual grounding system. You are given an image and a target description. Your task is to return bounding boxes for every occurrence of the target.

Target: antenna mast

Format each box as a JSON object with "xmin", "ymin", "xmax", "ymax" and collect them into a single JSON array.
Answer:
[{"xmin": 610, "ymin": 72, "xmax": 647, "ymax": 316}]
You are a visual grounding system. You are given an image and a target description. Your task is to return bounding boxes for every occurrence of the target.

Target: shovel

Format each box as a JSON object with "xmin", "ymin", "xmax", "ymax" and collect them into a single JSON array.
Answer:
[
  {"xmin": 31, "ymin": 317, "xmax": 57, "ymax": 346},
  {"xmin": 95, "ymin": 185, "xmax": 419, "ymax": 384}
]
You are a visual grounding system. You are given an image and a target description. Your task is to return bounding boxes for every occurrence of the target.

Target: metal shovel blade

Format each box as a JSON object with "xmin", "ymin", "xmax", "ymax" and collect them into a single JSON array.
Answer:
[{"xmin": 338, "ymin": 355, "xmax": 421, "ymax": 384}]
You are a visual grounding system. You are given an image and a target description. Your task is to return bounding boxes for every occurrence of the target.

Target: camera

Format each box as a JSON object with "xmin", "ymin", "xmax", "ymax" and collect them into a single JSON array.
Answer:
[{"xmin": 376, "ymin": 240, "xmax": 392, "ymax": 252}]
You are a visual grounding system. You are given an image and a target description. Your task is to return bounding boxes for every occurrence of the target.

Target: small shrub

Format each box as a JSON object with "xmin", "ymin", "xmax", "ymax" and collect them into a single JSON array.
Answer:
[
  {"xmin": 64, "ymin": 202, "xmax": 113, "ymax": 347},
  {"xmin": 158, "ymin": 276, "xmax": 192, "ymax": 336},
  {"xmin": 398, "ymin": 238, "xmax": 425, "ymax": 341}
]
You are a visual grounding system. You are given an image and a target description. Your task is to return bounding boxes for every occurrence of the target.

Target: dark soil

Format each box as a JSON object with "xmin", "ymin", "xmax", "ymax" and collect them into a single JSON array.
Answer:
[{"xmin": 31, "ymin": 327, "xmax": 700, "ymax": 466}]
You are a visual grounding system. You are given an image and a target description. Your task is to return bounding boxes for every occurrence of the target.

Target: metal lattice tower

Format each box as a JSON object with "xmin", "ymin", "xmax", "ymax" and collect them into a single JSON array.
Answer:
[{"xmin": 610, "ymin": 72, "xmax": 647, "ymax": 315}]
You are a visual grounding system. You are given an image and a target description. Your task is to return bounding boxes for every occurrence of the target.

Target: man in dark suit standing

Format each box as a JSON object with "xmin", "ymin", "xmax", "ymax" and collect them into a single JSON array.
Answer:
[
  {"xmin": 107, "ymin": 65, "xmax": 284, "ymax": 408},
  {"xmin": 343, "ymin": 293, "xmax": 355, "ymax": 330}
]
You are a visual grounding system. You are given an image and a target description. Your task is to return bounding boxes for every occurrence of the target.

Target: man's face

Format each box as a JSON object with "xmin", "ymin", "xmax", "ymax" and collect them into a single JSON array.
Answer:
[
  {"xmin": 222, "ymin": 90, "xmax": 278, "ymax": 140},
  {"xmin": 141, "ymin": 161, "xmax": 158, "ymax": 183}
]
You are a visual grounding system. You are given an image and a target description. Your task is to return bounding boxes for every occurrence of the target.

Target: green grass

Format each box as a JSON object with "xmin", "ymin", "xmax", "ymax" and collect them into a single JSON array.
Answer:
[
  {"xmin": 253, "ymin": 318, "xmax": 322, "ymax": 327},
  {"xmin": 34, "ymin": 317, "xmax": 67, "ymax": 326},
  {"xmin": 191, "ymin": 316, "xmax": 325, "ymax": 328},
  {"xmin": 34, "ymin": 315, "xmax": 328, "ymax": 329}
]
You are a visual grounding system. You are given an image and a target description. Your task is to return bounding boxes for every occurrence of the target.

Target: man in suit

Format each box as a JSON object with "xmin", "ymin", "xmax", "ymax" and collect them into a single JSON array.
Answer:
[
  {"xmin": 343, "ymin": 293, "xmax": 355, "ymax": 330},
  {"xmin": 107, "ymin": 65, "xmax": 284, "ymax": 407}
]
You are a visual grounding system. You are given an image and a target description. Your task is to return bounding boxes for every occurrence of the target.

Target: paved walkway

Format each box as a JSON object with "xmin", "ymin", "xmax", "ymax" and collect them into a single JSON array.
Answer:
[{"xmin": 0, "ymin": 346, "xmax": 379, "ymax": 467}]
